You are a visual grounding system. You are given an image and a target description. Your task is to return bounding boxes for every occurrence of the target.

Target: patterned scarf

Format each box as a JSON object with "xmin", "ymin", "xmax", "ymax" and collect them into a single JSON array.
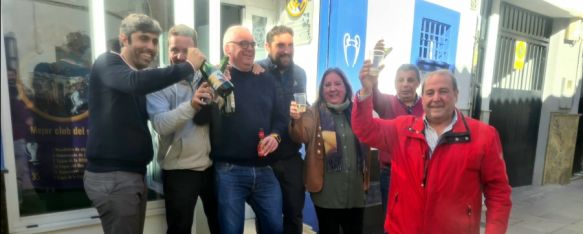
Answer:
[{"xmin": 318, "ymin": 100, "xmax": 367, "ymax": 172}]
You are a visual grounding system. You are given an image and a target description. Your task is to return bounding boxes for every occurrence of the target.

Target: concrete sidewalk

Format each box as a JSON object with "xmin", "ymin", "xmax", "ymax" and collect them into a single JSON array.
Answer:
[
  {"xmin": 483, "ymin": 177, "xmax": 583, "ymax": 234},
  {"xmin": 244, "ymin": 178, "xmax": 583, "ymax": 234}
]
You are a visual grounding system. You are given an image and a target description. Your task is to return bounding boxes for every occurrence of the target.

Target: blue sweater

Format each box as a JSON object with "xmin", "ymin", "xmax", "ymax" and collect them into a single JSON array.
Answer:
[
  {"xmin": 86, "ymin": 52, "xmax": 193, "ymax": 174},
  {"xmin": 211, "ymin": 68, "xmax": 287, "ymax": 166}
]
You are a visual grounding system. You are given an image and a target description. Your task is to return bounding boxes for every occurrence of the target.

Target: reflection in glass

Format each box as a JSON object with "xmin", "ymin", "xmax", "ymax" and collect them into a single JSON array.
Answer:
[
  {"xmin": 3, "ymin": 0, "xmax": 92, "ymax": 216},
  {"xmin": 2, "ymin": 0, "xmax": 172, "ymax": 216}
]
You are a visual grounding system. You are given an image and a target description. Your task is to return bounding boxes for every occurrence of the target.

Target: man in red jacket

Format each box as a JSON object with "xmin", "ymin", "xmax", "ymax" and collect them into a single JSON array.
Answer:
[
  {"xmin": 352, "ymin": 63, "xmax": 512, "ymax": 234},
  {"xmin": 372, "ymin": 63, "xmax": 424, "ymax": 216}
]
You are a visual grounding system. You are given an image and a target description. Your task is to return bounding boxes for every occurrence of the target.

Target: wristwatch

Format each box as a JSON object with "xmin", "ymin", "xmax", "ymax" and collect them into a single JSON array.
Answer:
[{"xmin": 270, "ymin": 133, "xmax": 282, "ymax": 143}]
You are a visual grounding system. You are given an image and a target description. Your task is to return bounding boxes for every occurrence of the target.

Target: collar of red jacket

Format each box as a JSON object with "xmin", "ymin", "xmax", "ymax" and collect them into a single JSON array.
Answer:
[{"xmin": 406, "ymin": 109, "xmax": 471, "ymax": 144}]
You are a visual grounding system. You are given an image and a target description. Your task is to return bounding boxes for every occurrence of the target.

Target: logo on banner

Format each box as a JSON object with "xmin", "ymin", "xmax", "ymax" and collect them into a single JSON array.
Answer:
[
  {"xmin": 286, "ymin": 0, "xmax": 308, "ymax": 17},
  {"xmin": 343, "ymin": 33, "xmax": 360, "ymax": 67}
]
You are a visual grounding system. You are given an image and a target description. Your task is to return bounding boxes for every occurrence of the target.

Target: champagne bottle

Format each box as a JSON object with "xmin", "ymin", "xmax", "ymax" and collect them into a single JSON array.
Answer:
[
  {"xmin": 219, "ymin": 56, "xmax": 236, "ymax": 115},
  {"xmin": 193, "ymin": 57, "xmax": 231, "ymax": 124},
  {"xmin": 200, "ymin": 56, "xmax": 233, "ymax": 97},
  {"xmin": 218, "ymin": 56, "xmax": 229, "ymax": 73}
]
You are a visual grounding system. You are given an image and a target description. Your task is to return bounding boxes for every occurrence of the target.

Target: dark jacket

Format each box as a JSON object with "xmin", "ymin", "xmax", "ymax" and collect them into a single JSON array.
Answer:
[
  {"xmin": 211, "ymin": 67, "xmax": 287, "ymax": 166},
  {"xmin": 257, "ymin": 58, "xmax": 307, "ymax": 160},
  {"xmin": 86, "ymin": 52, "xmax": 193, "ymax": 174}
]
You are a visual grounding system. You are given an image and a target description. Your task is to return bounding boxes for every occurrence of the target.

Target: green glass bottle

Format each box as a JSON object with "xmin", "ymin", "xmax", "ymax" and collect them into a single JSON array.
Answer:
[{"xmin": 200, "ymin": 56, "xmax": 233, "ymax": 97}]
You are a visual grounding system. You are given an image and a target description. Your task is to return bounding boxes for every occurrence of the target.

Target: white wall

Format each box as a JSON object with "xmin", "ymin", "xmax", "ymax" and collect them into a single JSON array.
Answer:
[
  {"xmin": 366, "ymin": 0, "xmax": 416, "ymax": 96},
  {"xmin": 532, "ymin": 18, "xmax": 583, "ymax": 185},
  {"xmin": 284, "ymin": 0, "xmax": 320, "ymax": 103},
  {"xmin": 365, "ymin": 0, "xmax": 479, "ymax": 111}
]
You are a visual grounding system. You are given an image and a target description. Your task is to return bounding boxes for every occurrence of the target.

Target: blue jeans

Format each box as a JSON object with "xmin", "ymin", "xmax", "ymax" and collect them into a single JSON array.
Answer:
[
  {"xmin": 380, "ymin": 165, "xmax": 391, "ymax": 216},
  {"xmin": 215, "ymin": 162, "xmax": 283, "ymax": 234}
]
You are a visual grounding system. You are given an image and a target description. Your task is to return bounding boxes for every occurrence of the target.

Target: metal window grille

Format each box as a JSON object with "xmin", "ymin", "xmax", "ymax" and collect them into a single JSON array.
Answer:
[
  {"xmin": 419, "ymin": 18, "xmax": 451, "ymax": 63},
  {"xmin": 492, "ymin": 3, "xmax": 551, "ymax": 91}
]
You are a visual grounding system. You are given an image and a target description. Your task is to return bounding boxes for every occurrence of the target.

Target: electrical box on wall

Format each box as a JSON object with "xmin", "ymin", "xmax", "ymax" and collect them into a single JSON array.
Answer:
[
  {"xmin": 565, "ymin": 18, "xmax": 582, "ymax": 43},
  {"xmin": 559, "ymin": 77, "xmax": 576, "ymax": 109}
]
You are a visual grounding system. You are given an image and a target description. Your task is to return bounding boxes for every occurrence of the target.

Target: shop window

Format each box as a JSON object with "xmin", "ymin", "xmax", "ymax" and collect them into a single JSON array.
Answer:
[
  {"xmin": 2, "ymin": 0, "xmax": 172, "ymax": 221},
  {"xmin": 3, "ymin": 0, "xmax": 93, "ymax": 217}
]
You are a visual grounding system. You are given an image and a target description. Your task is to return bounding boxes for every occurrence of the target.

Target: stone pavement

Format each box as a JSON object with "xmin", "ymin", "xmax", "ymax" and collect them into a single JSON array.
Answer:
[
  {"xmin": 482, "ymin": 177, "xmax": 583, "ymax": 234},
  {"xmin": 243, "ymin": 178, "xmax": 583, "ymax": 234}
]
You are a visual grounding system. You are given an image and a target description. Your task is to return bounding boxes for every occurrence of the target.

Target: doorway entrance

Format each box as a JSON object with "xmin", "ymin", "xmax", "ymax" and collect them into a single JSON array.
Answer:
[{"xmin": 488, "ymin": 3, "xmax": 552, "ymax": 186}]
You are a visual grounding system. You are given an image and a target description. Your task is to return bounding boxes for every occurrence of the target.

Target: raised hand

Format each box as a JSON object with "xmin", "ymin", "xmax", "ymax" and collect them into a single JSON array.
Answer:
[
  {"xmin": 289, "ymin": 101, "xmax": 302, "ymax": 120},
  {"xmin": 186, "ymin": 47, "xmax": 206, "ymax": 70},
  {"xmin": 359, "ymin": 60, "xmax": 377, "ymax": 96}
]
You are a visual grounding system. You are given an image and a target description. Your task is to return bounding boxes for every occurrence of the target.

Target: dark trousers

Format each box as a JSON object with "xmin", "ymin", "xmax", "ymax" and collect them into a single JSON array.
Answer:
[
  {"xmin": 272, "ymin": 155, "xmax": 305, "ymax": 234},
  {"xmin": 84, "ymin": 171, "xmax": 147, "ymax": 234},
  {"xmin": 380, "ymin": 165, "xmax": 391, "ymax": 216},
  {"xmin": 314, "ymin": 206, "xmax": 364, "ymax": 234},
  {"xmin": 163, "ymin": 168, "xmax": 219, "ymax": 234}
]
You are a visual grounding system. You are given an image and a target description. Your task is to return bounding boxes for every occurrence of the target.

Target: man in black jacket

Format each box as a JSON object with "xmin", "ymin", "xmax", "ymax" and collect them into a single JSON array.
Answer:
[
  {"xmin": 83, "ymin": 13, "xmax": 205, "ymax": 234},
  {"xmin": 257, "ymin": 25, "xmax": 307, "ymax": 234}
]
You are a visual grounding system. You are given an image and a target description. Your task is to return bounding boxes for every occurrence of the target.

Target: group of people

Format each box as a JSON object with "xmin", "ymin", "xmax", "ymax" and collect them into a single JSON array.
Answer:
[{"xmin": 84, "ymin": 13, "xmax": 512, "ymax": 234}]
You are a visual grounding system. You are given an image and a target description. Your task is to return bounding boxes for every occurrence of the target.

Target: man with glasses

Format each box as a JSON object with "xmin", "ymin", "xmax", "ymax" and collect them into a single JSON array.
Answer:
[
  {"xmin": 257, "ymin": 25, "xmax": 307, "ymax": 234},
  {"xmin": 212, "ymin": 25, "xmax": 287, "ymax": 233},
  {"xmin": 84, "ymin": 14, "xmax": 205, "ymax": 234},
  {"xmin": 146, "ymin": 24, "xmax": 219, "ymax": 234}
]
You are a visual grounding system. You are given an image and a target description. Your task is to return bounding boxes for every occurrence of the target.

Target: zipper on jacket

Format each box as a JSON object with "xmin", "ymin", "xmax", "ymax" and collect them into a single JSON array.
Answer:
[
  {"xmin": 467, "ymin": 204, "xmax": 473, "ymax": 233},
  {"xmin": 421, "ymin": 150, "xmax": 430, "ymax": 187}
]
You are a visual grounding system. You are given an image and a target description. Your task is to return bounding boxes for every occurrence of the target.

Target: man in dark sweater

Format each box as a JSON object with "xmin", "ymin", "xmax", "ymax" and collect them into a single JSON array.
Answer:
[
  {"xmin": 212, "ymin": 25, "xmax": 287, "ymax": 233},
  {"xmin": 83, "ymin": 13, "xmax": 205, "ymax": 234},
  {"xmin": 257, "ymin": 25, "xmax": 307, "ymax": 234}
]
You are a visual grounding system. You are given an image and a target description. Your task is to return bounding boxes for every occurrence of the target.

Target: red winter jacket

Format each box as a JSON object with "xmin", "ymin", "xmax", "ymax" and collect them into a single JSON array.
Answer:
[
  {"xmin": 352, "ymin": 96, "xmax": 511, "ymax": 234},
  {"xmin": 372, "ymin": 90, "xmax": 424, "ymax": 167}
]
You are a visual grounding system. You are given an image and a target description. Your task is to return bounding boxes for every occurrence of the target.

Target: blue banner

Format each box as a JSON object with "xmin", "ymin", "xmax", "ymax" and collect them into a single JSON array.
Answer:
[
  {"xmin": 307, "ymin": 1, "xmax": 369, "ymax": 231},
  {"xmin": 317, "ymin": 0, "xmax": 369, "ymax": 92}
]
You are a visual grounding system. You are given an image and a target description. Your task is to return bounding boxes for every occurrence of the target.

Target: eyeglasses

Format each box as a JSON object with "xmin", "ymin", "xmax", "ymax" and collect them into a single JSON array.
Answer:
[{"xmin": 228, "ymin": 40, "xmax": 257, "ymax": 49}]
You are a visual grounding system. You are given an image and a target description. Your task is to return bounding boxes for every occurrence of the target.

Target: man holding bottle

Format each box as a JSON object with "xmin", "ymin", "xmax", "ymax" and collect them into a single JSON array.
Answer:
[
  {"xmin": 212, "ymin": 25, "xmax": 287, "ymax": 233},
  {"xmin": 84, "ymin": 14, "xmax": 205, "ymax": 234},
  {"xmin": 146, "ymin": 24, "xmax": 219, "ymax": 234}
]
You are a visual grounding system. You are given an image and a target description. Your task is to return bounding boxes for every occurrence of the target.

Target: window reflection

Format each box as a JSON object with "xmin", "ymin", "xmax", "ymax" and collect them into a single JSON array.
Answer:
[
  {"xmin": 2, "ymin": 0, "xmax": 173, "ymax": 216},
  {"xmin": 3, "ymin": 0, "xmax": 92, "ymax": 216}
]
